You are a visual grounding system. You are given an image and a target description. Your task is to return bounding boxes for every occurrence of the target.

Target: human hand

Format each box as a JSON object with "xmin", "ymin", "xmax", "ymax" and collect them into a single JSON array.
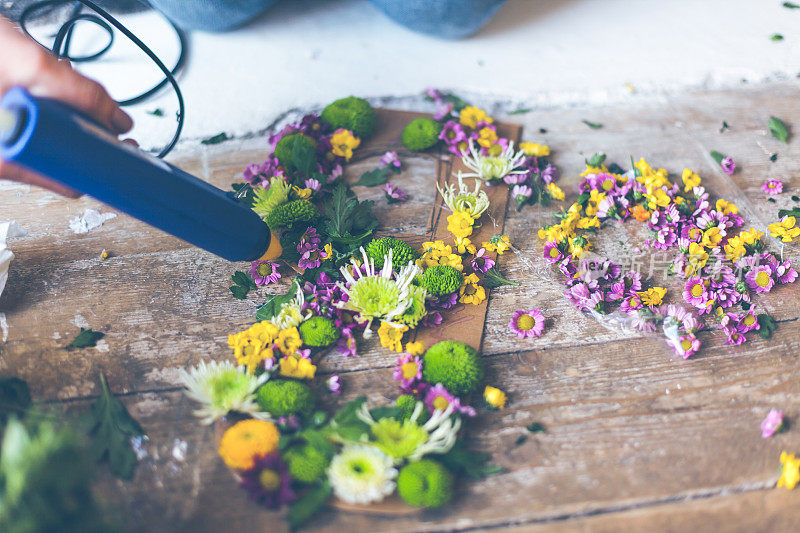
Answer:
[{"xmin": 0, "ymin": 16, "xmax": 133, "ymax": 197}]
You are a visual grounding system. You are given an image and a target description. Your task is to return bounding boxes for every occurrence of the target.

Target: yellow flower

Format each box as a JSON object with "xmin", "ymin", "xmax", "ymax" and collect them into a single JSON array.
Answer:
[
  {"xmin": 246, "ymin": 321, "xmax": 280, "ymax": 345},
  {"xmin": 724, "ymin": 239, "xmax": 746, "ymax": 261},
  {"xmin": 546, "ymin": 182, "xmax": 565, "ymax": 200},
  {"xmin": 701, "ymin": 226, "xmax": 724, "ymax": 248},
  {"xmin": 519, "ymin": 142, "xmax": 550, "ymax": 157},
  {"xmin": 778, "ymin": 451, "xmax": 800, "ymax": 490},
  {"xmin": 476, "ymin": 126, "xmax": 498, "ymax": 149},
  {"xmin": 577, "ymin": 216, "xmax": 600, "ymax": 230},
  {"xmin": 687, "ymin": 242, "xmax": 709, "ymax": 271},
  {"xmin": 456, "ymin": 236, "xmax": 477, "ymax": 255},
  {"xmin": 279, "ymin": 354, "xmax": 316, "ymax": 379},
  {"xmin": 715, "ymin": 198, "xmax": 738, "ymax": 215},
  {"xmin": 329, "ymin": 128, "xmax": 361, "ymax": 161},
  {"xmin": 437, "ymin": 252, "xmax": 464, "ymax": 271},
  {"xmin": 768, "ymin": 216, "xmax": 800, "ymax": 242},
  {"xmin": 293, "ymin": 186, "xmax": 312, "ymax": 199},
  {"xmin": 275, "ymin": 327, "xmax": 302, "ymax": 355},
  {"xmin": 484, "ymin": 386, "xmax": 507, "ymax": 409},
  {"xmin": 682, "ymin": 168, "xmax": 701, "ymax": 192},
  {"xmin": 378, "ymin": 321, "xmax": 408, "ymax": 352},
  {"xmin": 483, "ymin": 235, "xmax": 511, "ymax": 255},
  {"xmin": 447, "ymin": 210, "xmax": 475, "ymax": 239},
  {"xmin": 218, "ymin": 419, "xmax": 279, "ymax": 470},
  {"xmin": 585, "ymin": 190, "xmax": 606, "ymax": 216},
  {"xmin": 645, "ymin": 188, "xmax": 671, "ymax": 210},
  {"xmin": 459, "ymin": 273, "xmax": 486, "ymax": 305},
  {"xmin": 405, "ymin": 341, "xmax": 425, "ymax": 356},
  {"xmin": 637, "ymin": 287, "xmax": 667, "ymax": 306},
  {"xmin": 459, "ymin": 106, "xmax": 492, "ymax": 129},
  {"xmin": 739, "ymin": 227, "xmax": 763, "ymax": 246},
  {"xmin": 323, "ymin": 243, "xmax": 333, "ymax": 260}
]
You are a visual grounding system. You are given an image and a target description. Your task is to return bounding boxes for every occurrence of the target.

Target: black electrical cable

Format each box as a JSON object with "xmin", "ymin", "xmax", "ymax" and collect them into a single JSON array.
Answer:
[{"xmin": 18, "ymin": 0, "xmax": 187, "ymax": 157}]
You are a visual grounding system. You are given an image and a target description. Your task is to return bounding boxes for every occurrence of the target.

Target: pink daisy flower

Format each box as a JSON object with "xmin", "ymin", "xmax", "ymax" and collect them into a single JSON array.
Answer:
[
  {"xmin": 471, "ymin": 248, "xmax": 495, "ymax": 274},
  {"xmin": 508, "ymin": 309, "xmax": 546, "ymax": 339},
  {"xmin": 424, "ymin": 383, "xmax": 476, "ymax": 417},
  {"xmin": 745, "ymin": 265, "xmax": 775, "ymax": 293},
  {"xmin": 327, "ymin": 375, "xmax": 341, "ymax": 393},
  {"xmin": 761, "ymin": 409, "xmax": 784, "ymax": 438},
  {"xmin": 542, "ymin": 241, "xmax": 564, "ymax": 264},
  {"xmin": 393, "ymin": 353, "xmax": 423, "ymax": 391},
  {"xmin": 384, "ymin": 183, "xmax": 408, "ymax": 203},
  {"xmin": 248, "ymin": 260, "xmax": 281, "ymax": 286},
  {"xmin": 725, "ymin": 329, "xmax": 746, "ymax": 345},
  {"xmin": 761, "ymin": 178, "xmax": 783, "ymax": 195},
  {"xmin": 336, "ymin": 328, "xmax": 358, "ymax": 357},
  {"xmin": 380, "ymin": 151, "xmax": 401, "ymax": 169},
  {"xmin": 683, "ymin": 277, "xmax": 708, "ymax": 307},
  {"xmin": 673, "ymin": 333, "xmax": 701, "ymax": 359},
  {"xmin": 720, "ymin": 156, "xmax": 736, "ymax": 175}
]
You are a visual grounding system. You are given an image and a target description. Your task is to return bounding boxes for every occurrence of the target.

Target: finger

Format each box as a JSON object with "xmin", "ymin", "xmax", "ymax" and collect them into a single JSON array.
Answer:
[
  {"xmin": 122, "ymin": 138, "xmax": 139, "ymax": 148},
  {"xmin": 0, "ymin": 160, "xmax": 80, "ymax": 198}
]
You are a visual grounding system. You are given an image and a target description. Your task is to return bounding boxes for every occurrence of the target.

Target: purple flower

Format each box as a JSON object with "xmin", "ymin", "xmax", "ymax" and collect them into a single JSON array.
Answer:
[
  {"xmin": 304, "ymin": 178, "xmax": 321, "ymax": 192},
  {"xmin": 776, "ymin": 259, "xmax": 798, "ymax": 284},
  {"xmin": 422, "ymin": 311, "xmax": 443, "ymax": 328},
  {"xmin": 736, "ymin": 310, "xmax": 760, "ymax": 333},
  {"xmin": 384, "ymin": 183, "xmax": 408, "ymax": 203},
  {"xmin": 607, "ymin": 281, "xmax": 626, "ymax": 301},
  {"xmin": 540, "ymin": 163, "xmax": 557, "ymax": 184},
  {"xmin": 620, "ymin": 294, "xmax": 644, "ymax": 312},
  {"xmin": 512, "ymin": 184, "xmax": 533, "ymax": 202},
  {"xmin": 248, "ymin": 260, "xmax": 281, "ymax": 286},
  {"xmin": 424, "ymin": 383, "xmax": 476, "ymax": 417},
  {"xmin": 672, "ymin": 334, "xmax": 700, "ymax": 359},
  {"xmin": 762, "ymin": 178, "xmax": 783, "ymax": 195},
  {"xmin": 393, "ymin": 353, "xmax": 423, "ymax": 391},
  {"xmin": 238, "ymin": 452, "xmax": 294, "ymax": 509},
  {"xmin": 503, "ymin": 173, "xmax": 528, "ymax": 185},
  {"xmin": 298, "ymin": 247, "xmax": 328, "ymax": 270},
  {"xmin": 327, "ymin": 375, "xmax": 341, "ymax": 393},
  {"xmin": 337, "ymin": 328, "xmax": 358, "ymax": 357},
  {"xmin": 508, "ymin": 309, "xmax": 546, "ymax": 338},
  {"xmin": 243, "ymin": 158, "xmax": 284, "ymax": 188},
  {"xmin": 745, "ymin": 265, "xmax": 775, "ymax": 293},
  {"xmin": 425, "ymin": 87, "xmax": 443, "ymax": 103},
  {"xmin": 329, "ymin": 163, "xmax": 343, "ymax": 183},
  {"xmin": 380, "ymin": 151, "xmax": 402, "ymax": 170},
  {"xmin": 761, "ymin": 409, "xmax": 784, "ymax": 438},
  {"xmin": 542, "ymin": 241, "xmax": 564, "ymax": 264},
  {"xmin": 439, "ymin": 121, "xmax": 467, "ymax": 151},
  {"xmin": 720, "ymin": 156, "xmax": 736, "ymax": 175},
  {"xmin": 429, "ymin": 292, "xmax": 458, "ymax": 310},
  {"xmin": 297, "ymin": 227, "xmax": 322, "ymax": 253},
  {"xmin": 683, "ymin": 277, "xmax": 708, "ymax": 307},
  {"xmin": 471, "ymin": 248, "xmax": 495, "ymax": 273},
  {"xmin": 725, "ymin": 329, "xmax": 746, "ymax": 345},
  {"xmin": 433, "ymin": 102, "xmax": 454, "ymax": 121}
]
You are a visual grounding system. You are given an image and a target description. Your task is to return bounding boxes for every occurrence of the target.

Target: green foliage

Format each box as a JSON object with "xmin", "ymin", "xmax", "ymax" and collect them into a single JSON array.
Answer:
[
  {"xmin": 419, "ymin": 265, "xmax": 463, "ymax": 296},
  {"xmin": 768, "ymin": 116, "xmax": 789, "ymax": 143},
  {"xmin": 771, "ymin": 33, "xmax": 784, "ymax": 41},
  {"xmin": 757, "ymin": 313, "xmax": 778, "ymax": 339},
  {"xmin": 0, "ymin": 378, "xmax": 31, "ymax": 426},
  {"xmin": 438, "ymin": 441, "xmax": 505, "ymax": 480},
  {"xmin": 778, "ymin": 207, "xmax": 800, "ymax": 218},
  {"xmin": 265, "ymin": 199, "xmax": 318, "ymax": 230},
  {"xmin": 256, "ymin": 380, "xmax": 315, "ymax": 417},
  {"xmin": 526, "ymin": 422, "xmax": 546, "ymax": 433},
  {"xmin": 329, "ymin": 396, "xmax": 370, "ymax": 442},
  {"xmin": 298, "ymin": 316, "xmax": 340, "ymax": 347},
  {"xmin": 67, "ymin": 328, "xmax": 104, "ymax": 349},
  {"xmin": 585, "ymin": 152, "xmax": 606, "ymax": 167},
  {"xmin": 397, "ymin": 459, "xmax": 453, "ymax": 508},
  {"xmin": 481, "ymin": 267, "xmax": 519, "ymax": 289},
  {"xmin": 710, "ymin": 150, "xmax": 725, "ymax": 165},
  {"xmin": 422, "ymin": 341, "xmax": 484, "ymax": 396},
  {"xmin": 582, "ymin": 120, "xmax": 603, "ymax": 129},
  {"xmin": 80, "ymin": 373, "xmax": 144, "ymax": 480},
  {"xmin": 0, "ymin": 418, "xmax": 110, "ymax": 533},
  {"xmin": 401, "ymin": 118, "xmax": 442, "ymax": 151},
  {"xmin": 320, "ymin": 96, "xmax": 377, "ymax": 138},
  {"xmin": 320, "ymin": 185, "xmax": 379, "ymax": 251},
  {"xmin": 200, "ymin": 132, "xmax": 229, "ymax": 145},
  {"xmin": 255, "ymin": 281, "xmax": 299, "ymax": 321},
  {"xmin": 355, "ymin": 167, "xmax": 393, "ymax": 187},
  {"xmin": 273, "ymin": 134, "xmax": 318, "ymax": 175},
  {"xmin": 229, "ymin": 270, "xmax": 257, "ymax": 300},
  {"xmin": 365, "ymin": 237, "xmax": 420, "ymax": 269},
  {"xmin": 285, "ymin": 443, "xmax": 330, "ymax": 484},
  {"xmin": 288, "ymin": 480, "xmax": 331, "ymax": 531}
]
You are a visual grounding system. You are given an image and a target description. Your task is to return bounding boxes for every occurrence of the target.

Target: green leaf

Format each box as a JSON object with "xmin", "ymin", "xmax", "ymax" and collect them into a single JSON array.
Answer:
[
  {"xmin": 514, "ymin": 435, "xmax": 528, "ymax": 446},
  {"xmin": 200, "ymin": 132, "xmax": 230, "ymax": 145},
  {"xmin": 289, "ymin": 134, "xmax": 317, "ymax": 177},
  {"xmin": 771, "ymin": 33, "xmax": 785, "ymax": 41},
  {"xmin": 482, "ymin": 267, "xmax": 519, "ymax": 289},
  {"xmin": 768, "ymin": 116, "xmax": 789, "ymax": 143},
  {"xmin": 229, "ymin": 270, "xmax": 257, "ymax": 300},
  {"xmin": 255, "ymin": 283, "xmax": 298, "ymax": 321},
  {"xmin": 582, "ymin": 120, "xmax": 603, "ymax": 129},
  {"xmin": 607, "ymin": 162, "xmax": 625, "ymax": 174},
  {"xmin": 778, "ymin": 207, "xmax": 800, "ymax": 218},
  {"xmin": 757, "ymin": 314, "xmax": 778, "ymax": 339},
  {"xmin": 0, "ymin": 377, "xmax": 31, "ymax": 425},
  {"xmin": 719, "ymin": 121, "xmax": 730, "ymax": 133},
  {"xmin": 792, "ymin": 195, "xmax": 800, "ymax": 202},
  {"xmin": 575, "ymin": 192, "xmax": 590, "ymax": 206},
  {"xmin": 710, "ymin": 150, "xmax": 725, "ymax": 165},
  {"xmin": 526, "ymin": 422, "xmax": 546, "ymax": 433},
  {"xmin": 770, "ymin": 153, "xmax": 779, "ymax": 162},
  {"xmin": 288, "ymin": 480, "xmax": 332, "ymax": 531},
  {"xmin": 369, "ymin": 406, "xmax": 400, "ymax": 421},
  {"xmin": 508, "ymin": 108, "xmax": 531, "ymax": 115},
  {"xmin": 438, "ymin": 441, "xmax": 504, "ymax": 480},
  {"xmin": 784, "ymin": 1, "xmax": 800, "ymax": 8},
  {"xmin": 81, "ymin": 373, "xmax": 144, "ymax": 480},
  {"xmin": 355, "ymin": 167, "xmax": 392, "ymax": 187},
  {"xmin": 330, "ymin": 396, "xmax": 370, "ymax": 441},
  {"xmin": 585, "ymin": 153, "xmax": 606, "ymax": 167},
  {"xmin": 768, "ymin": 198, "xmax": 776, "ymax": 203},
  {"xmin": 147, "ymin": 108, "xmax": 164, "ymax": 117},
  {"xmin": 67, "ymin": 328, "xmax": 105, "ymax": 349},
  {"xmin": 321, "ymin": 185, "xmax": 378, "ymax": 249}
]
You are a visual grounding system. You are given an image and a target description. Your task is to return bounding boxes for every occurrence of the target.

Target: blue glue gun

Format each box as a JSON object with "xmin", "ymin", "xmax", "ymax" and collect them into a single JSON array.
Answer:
[{"xmin": 0, "ymin": 86, "xmax": 270, "ymax": 262}]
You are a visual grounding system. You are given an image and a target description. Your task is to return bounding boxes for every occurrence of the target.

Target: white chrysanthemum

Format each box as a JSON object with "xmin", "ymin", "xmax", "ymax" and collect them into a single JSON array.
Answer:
[
  {"xmin": 438, "ymin": 171, "xmax": 490, "ymax": 218},
  {"xmin": 335, "ymin": 248, "xmax": 421, "ymax": 338},
  {"xmin": 460, "ymin": 139, "xmax": 527, "ymax": 181},
  {"xmin": 328, "ymin": 444, "xmax": 397, "ymax": 504},
  {"xmin": 269, "ymin": 283, "xmax": 311, "ymax": 329},
  {"xmin": 180, "ymin": 360, "xmax": 268, "ymax": 424}
]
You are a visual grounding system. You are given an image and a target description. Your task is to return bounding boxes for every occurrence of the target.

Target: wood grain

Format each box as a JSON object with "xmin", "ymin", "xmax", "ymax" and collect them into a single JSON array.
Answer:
[{"xmin": 2, "ymin": 82, "xmax": 800, "ymax": 531}]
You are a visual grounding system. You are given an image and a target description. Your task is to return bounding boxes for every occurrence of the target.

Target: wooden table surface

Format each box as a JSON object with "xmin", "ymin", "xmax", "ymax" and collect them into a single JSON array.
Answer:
[{"xmin": 1, "ymin": 83, "xmax": 800, "ymax": 532}]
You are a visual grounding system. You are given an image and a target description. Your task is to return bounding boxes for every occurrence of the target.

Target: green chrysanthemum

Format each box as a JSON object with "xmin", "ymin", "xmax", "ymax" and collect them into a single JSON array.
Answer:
[
  {"xmin": 273, "ymin": 133, "xmax": 317, "ymax": 172},
  {"xmin": 251, "ymin": 177, "xmax": 290, "ymax": 221},
  {"xmin": 419, "ymin": 265, "xmax": 463, "ymax": 296},
  {"xmin": 396, "ymin": 285, "xmax": 427, "ymax": 328},
  {"xmin": 181, "ymin": 360, "xmax": 268, "ymax": 424},
  {"xmin": 422, "ymin": 340, "xmax": 484, "ymax": 396},
  {"xmin": 321, "ymin": 96, "xmax": 377, "ymax": 138},
  {"xmin": 265, "ymin": 199, "xmax": 318, "ymax": 230},
  {"xmin": 397, "ymin": 459, "xmax": 453, "ymax": 508},
  {"xmin": 255, "ymin": 379, "xmax": 314, "ymax": 418},
  {"xmin": 298, "ymin": 316, "xmax": 340, "ymax": 347},
  {"xmin": 395, "ymin": 395, "xmax": 419, "ymax": 422},
  {"xmin": 365, "ymin": 237, "xmax": 420, "ymax": 269},
  {"xmin": 401, "ymin": 118, "xmax": 442, "ymax": 152},
  {"xmin": 285, "ymin": 443, "xmax": 329, "ymax": 483},
  {"xmin": 370, "ymin": 418, "xmax": 429, "ymax": 459}
]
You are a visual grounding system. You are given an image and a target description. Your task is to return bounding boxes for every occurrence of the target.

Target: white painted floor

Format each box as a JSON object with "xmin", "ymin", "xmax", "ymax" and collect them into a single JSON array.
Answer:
[{"xmin": 30, "ymin": 0, "xmax": 800, "ymax": 150}]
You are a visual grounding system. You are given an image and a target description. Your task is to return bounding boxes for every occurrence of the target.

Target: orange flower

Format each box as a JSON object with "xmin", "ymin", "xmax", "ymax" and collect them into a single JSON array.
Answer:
[{"xmin": 630, "ymin": 204, "xmax": 650, "ymax": 222}]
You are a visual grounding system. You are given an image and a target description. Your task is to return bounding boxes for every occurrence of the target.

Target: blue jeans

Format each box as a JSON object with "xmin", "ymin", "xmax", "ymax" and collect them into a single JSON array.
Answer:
[{"xmin": 145, "ymin": 0, "xmax": 507, "ymax": 39}]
